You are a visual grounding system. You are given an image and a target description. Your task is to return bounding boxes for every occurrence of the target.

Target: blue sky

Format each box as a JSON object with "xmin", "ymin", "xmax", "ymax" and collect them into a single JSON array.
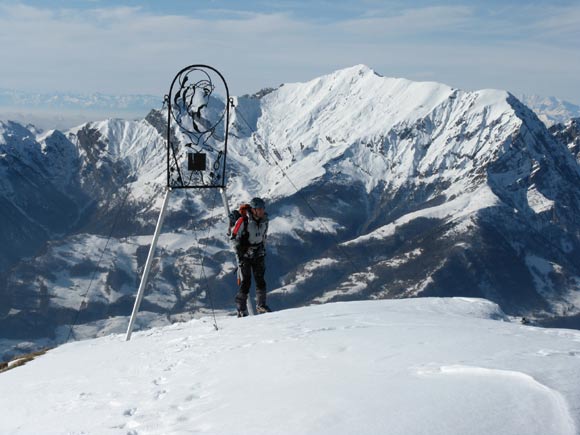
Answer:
[{"xmin": 1, "ymin": 0, "xmax": 579, "ymax": 103}]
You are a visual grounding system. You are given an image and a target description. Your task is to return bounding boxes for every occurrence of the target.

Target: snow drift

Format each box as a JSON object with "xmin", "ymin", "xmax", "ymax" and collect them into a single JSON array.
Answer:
[{"xmin": 0, "ymin": 298, "xmax": 579, "ymax": 435}]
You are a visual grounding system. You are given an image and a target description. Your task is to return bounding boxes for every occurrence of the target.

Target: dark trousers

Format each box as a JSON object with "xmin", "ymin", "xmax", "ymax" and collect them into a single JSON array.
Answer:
[{"xmin": 235, "ymin": 255, "xmax": 267, "ymax": 309}]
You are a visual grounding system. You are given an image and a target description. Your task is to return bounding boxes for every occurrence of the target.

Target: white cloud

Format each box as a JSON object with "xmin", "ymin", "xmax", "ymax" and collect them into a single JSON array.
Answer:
[
  {"xmin": 0, "ymin": 3, "xmax": 578, "ymax": 104},
  {"xmin": 337, "ymin": 6, "xmax": 475, "ymax": 37},
  {"xmin": 529, "ymin": 5, "xmax": 580, "ymax": 40}
]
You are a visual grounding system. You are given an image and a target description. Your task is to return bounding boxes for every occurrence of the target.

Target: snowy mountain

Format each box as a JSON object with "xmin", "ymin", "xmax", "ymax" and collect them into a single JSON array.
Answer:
[
  {"xmin": 550, "ymin": 118, "xmax": 580, "ymax": 165},
  {"xmin": 518, "ymin": 94, "xmax": 580, "ymax": 127},
  {"xmin": 1, "ymin": 299, "xmax": 579, "ymax": 435},
  {"xmin": 2, "ymin": 65, "xmax": 580, "ymax": 360}
]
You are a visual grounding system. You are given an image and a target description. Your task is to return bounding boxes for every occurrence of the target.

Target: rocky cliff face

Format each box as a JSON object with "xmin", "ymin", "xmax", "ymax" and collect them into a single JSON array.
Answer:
[
  {"xmin": 2, "ymin": 65, "xmax": 580, "ymax": 359},
  {"xmin": 550, "ymin": 118, "xmax": 580, "ymax": 164}
]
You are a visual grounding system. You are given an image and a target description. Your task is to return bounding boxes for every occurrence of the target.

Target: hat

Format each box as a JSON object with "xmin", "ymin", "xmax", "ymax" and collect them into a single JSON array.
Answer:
[{"xmin": 250, "ymin": 197, "xmax": 266, "ymax": 209}]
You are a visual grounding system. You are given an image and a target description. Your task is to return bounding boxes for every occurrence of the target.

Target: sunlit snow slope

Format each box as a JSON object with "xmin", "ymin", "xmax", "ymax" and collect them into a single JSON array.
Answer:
[{"xmin": 1, "ymin": 299, "xmax": 579, "ymax": 435}]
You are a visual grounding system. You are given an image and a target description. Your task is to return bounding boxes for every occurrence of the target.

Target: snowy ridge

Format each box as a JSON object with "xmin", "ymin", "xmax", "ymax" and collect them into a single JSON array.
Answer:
[
  {"xmin": 343, "ymin": 184, "xmax": 500, "ymax": 246},
  {"xmin": 1, "ymin": 299, "xmax": 579, "ymax": 435},
  {"xmin": 228, "ymin": 65, "xmax": 518, "ymax": 198},
  {"xmin": 68, "ymin": 118, "xmax": 164, "ymax": 174}
]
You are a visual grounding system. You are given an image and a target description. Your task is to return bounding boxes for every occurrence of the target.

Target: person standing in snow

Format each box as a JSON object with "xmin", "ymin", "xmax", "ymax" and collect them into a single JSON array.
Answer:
[{"xmin": 232, "ymin": 197, "xmax": 271, "ymax": 317}]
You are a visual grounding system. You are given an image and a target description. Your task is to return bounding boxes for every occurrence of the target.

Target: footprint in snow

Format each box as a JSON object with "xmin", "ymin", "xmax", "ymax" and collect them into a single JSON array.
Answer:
[
  {"xmin": 123, "ymin": 408, "xmax": 137, "ymax": 417},
  {"xmin": 154, "ymin": 389, "xmax": 167, "ymax": 400},
  {"xmin": 153, "ymin": 376, "xmax": 168, "ymax": 386}
]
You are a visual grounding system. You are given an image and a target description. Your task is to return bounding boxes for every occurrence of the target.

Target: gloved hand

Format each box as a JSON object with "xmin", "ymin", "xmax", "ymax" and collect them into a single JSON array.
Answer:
[{"xmin": 235, "ymin": 246, "xmax": 247, "ymax": 263}]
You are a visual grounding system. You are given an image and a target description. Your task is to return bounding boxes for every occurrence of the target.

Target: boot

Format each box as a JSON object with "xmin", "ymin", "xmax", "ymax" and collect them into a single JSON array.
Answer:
[{"xmin": 256, "ymin": 304, "xmax": 272, "ymax": 314}]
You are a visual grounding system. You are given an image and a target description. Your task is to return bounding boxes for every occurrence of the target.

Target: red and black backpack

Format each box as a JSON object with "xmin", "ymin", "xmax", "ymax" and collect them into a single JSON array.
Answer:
[{"xmin": 228, "ymin": 203, "xmax": 251, "ymax": 239}]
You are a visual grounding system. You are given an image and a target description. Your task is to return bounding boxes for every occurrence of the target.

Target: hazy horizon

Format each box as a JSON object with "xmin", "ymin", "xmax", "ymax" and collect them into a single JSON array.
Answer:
[{"xmin": 0, "ymin": 1, "xmax": 578, "ymax": 104}]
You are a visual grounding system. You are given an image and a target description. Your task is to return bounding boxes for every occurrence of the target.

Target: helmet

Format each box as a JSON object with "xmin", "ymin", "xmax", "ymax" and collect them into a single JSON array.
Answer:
[{"xmin": 250, "ymin": 197, "xmax": 266, "ymax": 209}]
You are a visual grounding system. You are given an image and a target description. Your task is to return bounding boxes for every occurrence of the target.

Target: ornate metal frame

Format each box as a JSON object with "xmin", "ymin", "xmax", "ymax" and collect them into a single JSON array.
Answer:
[{"xmin": 166, "ymin": 65, "xmax": 230, "ymax": 189}]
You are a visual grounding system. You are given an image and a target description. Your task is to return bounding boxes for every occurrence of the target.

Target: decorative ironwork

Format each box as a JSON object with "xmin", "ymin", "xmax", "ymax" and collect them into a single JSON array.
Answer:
[{"xmin": 166, "ymin": 65, "xmax": 230, "ymax": 189}]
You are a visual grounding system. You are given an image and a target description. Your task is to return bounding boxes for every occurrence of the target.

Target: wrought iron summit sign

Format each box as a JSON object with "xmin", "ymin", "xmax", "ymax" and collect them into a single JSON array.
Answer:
[
  {"xmin": 126, "ymin": 65, "xmax": 233, "ymax": 340},
  {"xmin": 166, "ymin": 65, "xmax": 231, "ymax": 189}
]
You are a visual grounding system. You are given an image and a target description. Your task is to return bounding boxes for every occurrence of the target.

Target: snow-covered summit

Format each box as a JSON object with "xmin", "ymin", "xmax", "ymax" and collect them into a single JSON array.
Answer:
[
  {"xmin": 67, "ymin": 117, "xmax": 164, "ymax": 181},
  {"xmin": 229, "ymin": 64, "xmax": 517, "ymax": 198},
  {"xmin": 1, "ymin": 298, "xmax": 579, "ymax": 435}
]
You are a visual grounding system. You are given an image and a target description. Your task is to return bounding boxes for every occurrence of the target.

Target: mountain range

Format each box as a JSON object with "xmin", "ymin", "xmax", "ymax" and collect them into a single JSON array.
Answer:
[
  {"xmin": 0, "ymin": 88, "xmax": 161, "ymax": 113},
  {"xmin": 1, "ymin": 65, "xmax": 580, "ymax": 360},
  {"xmin": 1, "ymin": 87, "xmax": 579, "ymax": 131},
  {"xmin": 518, "ymin": 94, "xmax": 580, "ymax": 127},
  {"xmin": 0, "ymin": 88, "xmax": 163, "ymax": 131}
]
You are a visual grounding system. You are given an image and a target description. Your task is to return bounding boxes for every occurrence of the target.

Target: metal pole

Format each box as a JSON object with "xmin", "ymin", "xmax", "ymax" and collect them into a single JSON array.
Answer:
[
  {"xmin": 219, "ymin": 187, "xmax": 231, "ymax": 224},
  {"xmin": 125, "ymin": 188, "xmax": 172, "ymax": 341}
]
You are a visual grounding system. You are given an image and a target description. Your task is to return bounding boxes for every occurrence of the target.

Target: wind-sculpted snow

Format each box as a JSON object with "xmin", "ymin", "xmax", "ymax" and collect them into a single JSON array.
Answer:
[
  {"xmin": 0, "ymin": 299, "xmax": 579, "ymax": 435},
  {"xmin": 415, "ymin": 365, "xmax": 576, "ymax": 434},
  {"xmin": 1, "ymin": 65, "xmax": 580, "ymax": 360}
]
